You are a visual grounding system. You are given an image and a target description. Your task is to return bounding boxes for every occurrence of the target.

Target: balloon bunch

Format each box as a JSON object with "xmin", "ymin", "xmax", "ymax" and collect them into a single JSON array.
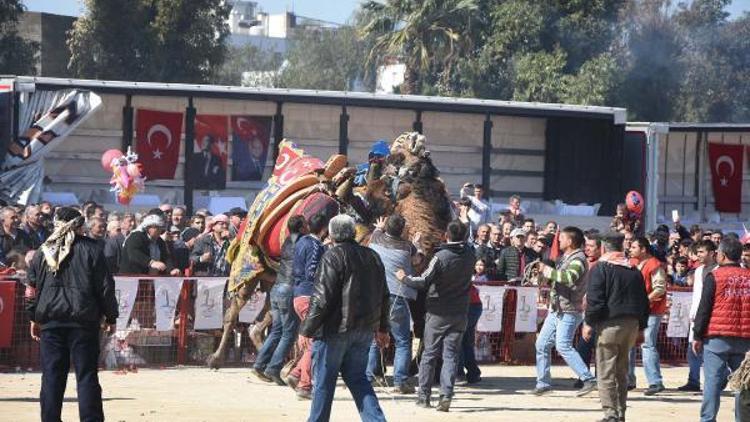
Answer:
[{"xmin": 101, "ymin": 147, "xmax": 145, "ymax": 205}]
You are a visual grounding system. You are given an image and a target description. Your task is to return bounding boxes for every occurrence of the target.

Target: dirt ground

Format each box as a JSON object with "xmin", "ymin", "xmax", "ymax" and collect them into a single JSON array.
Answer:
[{"xmin": 0, "ymin": 365, "xmax": 737, "ymax": 421}]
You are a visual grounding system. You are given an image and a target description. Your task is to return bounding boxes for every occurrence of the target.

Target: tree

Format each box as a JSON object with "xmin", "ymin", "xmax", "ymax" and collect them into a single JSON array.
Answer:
[
  {"xmin": 0, "ymin": 1, "xmax": 39, "ymax": 75},
  {"xmin": 278, "ymin": 27, "xmax": 374, "ymax": 91},
  {"xmin": 68, "ymin": 0, "xmax": 230, "ymax": 83},
  {"xmin": 358, "ymin": 0, "xmax": 479, "ymax": 94},
  {"xmin": 210, "ymin": 44, "xmax": 282, "ymax": 87}
]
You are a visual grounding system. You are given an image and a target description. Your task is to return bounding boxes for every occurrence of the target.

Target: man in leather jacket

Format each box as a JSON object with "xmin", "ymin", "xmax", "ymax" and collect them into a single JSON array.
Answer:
[
  {"xmin": 26, "ymin": 207, "xmax": 118, "ymax": 422},
  {"xmin": 396, "ymin": 220, "xmax": 475, "ymax": 412},
  {"xmin": 299, "ymin": 214, "xmax": 390, "ymax": 422},
  {"xmin": 252, "ymin": 215, "xmax": 307, "ymax": 385}
]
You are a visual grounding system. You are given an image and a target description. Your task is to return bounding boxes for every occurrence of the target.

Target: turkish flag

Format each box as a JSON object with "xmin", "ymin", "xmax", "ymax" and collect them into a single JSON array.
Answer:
[
  {"xmin": 272, "ymin": 140, "xmax": 304, "ymax": 180},
  {"xmin": 708, "ymin": 143, "xmax": 744, "ymax": 213},
  {"xmin": 135, "ymin": 109, "xmax": 184, "ymax": 180},
  {"xmin": 0, "ymin": 281, "xmax": 16, "ymax": 348}
]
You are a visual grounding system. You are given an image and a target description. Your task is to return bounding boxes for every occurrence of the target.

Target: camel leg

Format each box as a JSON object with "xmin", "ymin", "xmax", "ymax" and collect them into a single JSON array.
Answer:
[
  {"xmin": 249, "ymin": 306, "xmax": 272, "ymax": 351},
  {"xmin": 206, "ymin": 281, "xmax": 256, "ymax": 369}
]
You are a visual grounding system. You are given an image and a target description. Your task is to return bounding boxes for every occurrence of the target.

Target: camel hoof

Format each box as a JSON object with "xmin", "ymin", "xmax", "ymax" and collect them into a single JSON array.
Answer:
[{"xmin": 206, "ymin": 354, "xmax": 223, "ymax": 370}]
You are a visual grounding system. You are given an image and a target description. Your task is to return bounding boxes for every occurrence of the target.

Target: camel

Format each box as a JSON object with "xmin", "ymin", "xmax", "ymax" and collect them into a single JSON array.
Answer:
[{"xmin": 205, "ymin": 133, "xmax": 453, "ymax": 370}]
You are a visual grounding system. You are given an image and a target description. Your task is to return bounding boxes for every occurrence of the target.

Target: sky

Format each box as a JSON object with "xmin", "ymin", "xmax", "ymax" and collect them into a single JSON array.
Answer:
[{"xmin": 20, "ymin": 0, "xmax": 750, "ymax": 23}]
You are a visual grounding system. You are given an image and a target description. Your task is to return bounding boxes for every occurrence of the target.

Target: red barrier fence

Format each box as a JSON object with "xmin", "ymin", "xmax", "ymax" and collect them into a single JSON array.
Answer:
[{"xmin": 0, "ymin": 276, "xmax": 692, "ymax": 371}]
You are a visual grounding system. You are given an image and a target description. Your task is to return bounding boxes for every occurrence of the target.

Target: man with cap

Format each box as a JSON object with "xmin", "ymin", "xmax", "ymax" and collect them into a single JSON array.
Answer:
[
  {"xmin": 227, "ymin": 207, "xmax": 247, "ymax": 239},
  {"xmin": 496, "ymin": 228, "xmax": 530, "ymax": 282},
  {"xmin": 190, "ymin": 214, "xmax": 231, "ymax": 276},
  {"xmin": 119, "ymin": 212, "xmax": 178, "ymax": 275},
  {"xmin": 26, "ymin": 207, "xmax": 118, "ymax": 422}
]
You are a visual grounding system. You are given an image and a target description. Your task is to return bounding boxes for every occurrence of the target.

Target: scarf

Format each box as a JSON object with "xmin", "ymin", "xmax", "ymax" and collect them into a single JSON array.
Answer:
[
  {"xmin": 40, "ymin": 216, "xmax": 84, "ymax": 273},
  {"xmin": 123, "ymin": 214, "xmax": 164, "ymax": 246},
  {"xmin": 598, "ymin": 251, "xmax": 632, "ymax": 268}
]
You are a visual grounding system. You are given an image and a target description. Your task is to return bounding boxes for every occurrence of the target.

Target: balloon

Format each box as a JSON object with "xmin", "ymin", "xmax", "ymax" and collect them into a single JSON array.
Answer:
[
  {"xmin": 101, "ymin": 149, "xmax": 124, "ymax": 172},
  {"xmin": 108, "ymin": 147, "xmax": 145, "ymax": 204},
  {"xmin": 626, "ymin": 190, "xmax": 644, "ymax": 215},
  {"xmin": 117, "ymin": 193, "xmax": 130, "ymax": 205}
]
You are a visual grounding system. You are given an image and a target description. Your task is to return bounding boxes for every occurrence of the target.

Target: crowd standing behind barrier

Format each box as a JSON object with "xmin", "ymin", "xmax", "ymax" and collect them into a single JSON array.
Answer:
[{"xmin": 0, "ymin": 196, "xmax": 717, "ymax": 371}]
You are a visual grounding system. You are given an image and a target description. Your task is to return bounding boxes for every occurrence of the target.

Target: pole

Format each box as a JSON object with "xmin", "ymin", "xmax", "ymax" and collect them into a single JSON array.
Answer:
[
  {"xmin": 121, "ymin": 94, "xmax": 133, "ymax": 151},
  {"xmin": 184, "ymin": 98, "xmax": 196, "ymax": 214}
]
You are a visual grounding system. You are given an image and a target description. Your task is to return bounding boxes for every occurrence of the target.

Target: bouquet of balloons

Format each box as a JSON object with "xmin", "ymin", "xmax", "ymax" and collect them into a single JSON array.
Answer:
[{"xmin": 101, "ymin": 147, "xmax": 145, "ymax": 205}]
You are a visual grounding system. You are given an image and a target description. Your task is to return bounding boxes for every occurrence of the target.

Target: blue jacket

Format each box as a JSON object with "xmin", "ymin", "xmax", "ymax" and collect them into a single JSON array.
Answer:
[{"xmin": 293, "ymin": 234, "xmax": 325, "ymax": 297}]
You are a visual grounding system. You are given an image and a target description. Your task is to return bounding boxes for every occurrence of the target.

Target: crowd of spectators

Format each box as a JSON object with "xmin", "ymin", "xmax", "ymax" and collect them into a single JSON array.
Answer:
[{"xmin": 0, "ymin": 200, "xmax": 248, "ymax": 279}]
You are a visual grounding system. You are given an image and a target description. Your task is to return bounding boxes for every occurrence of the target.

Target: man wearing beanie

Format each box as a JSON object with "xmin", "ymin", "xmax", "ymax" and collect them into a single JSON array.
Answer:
[{"xmin": 26, "ymin": 207, "xmax": 118, "ymax": 422}]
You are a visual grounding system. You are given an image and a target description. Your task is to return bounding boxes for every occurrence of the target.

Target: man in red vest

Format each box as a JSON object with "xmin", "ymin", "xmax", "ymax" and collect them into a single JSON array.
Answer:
[
  {"xmin": 627, "ymin": 237, "xmax": 667, "ymax": 395},
  {"xmin": 693, "ymin": 237, "xmax": 750, "ymax": 421}
]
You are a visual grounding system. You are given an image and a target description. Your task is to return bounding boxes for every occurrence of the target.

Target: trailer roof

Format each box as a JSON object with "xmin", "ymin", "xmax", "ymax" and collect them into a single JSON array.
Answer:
[
  {"xmin": 628, "ymin": 122, "xmax": 750, "ymax": 132},
  {"xmin": 11, "ymin": 76, "xmax": 627, "ymax": 124}
]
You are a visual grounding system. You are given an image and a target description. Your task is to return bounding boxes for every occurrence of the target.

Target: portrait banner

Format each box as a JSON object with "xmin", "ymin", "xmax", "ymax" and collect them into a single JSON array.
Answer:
[
  {"xmin": 476, "ymin": 286, "xmax": 506, "ymax": 333},
  {"xmin": 153, "ymin": 278, "xmax": 184, "ymax": 332},
  {"xmin": 113, "ymin": 277, "xmax": 140, "ymax": 331},
  {"xmin": 230, "ymin": 116, "xmax": 271, "ymax": 181},
  {"xmin": 192, "ymin": 114, "xmax": 229, "ymax": 190},
  {"xmin": 194, "ymin": 278, "xmax": 226, "ymax": 330}
]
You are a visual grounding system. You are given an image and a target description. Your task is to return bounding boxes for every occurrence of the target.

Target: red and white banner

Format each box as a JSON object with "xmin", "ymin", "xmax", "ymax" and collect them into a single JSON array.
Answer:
[
  {"xmin": 476, "ymin": 286, "xmax": 506, "ymax": 332},
  {"xmin": 153, "ymin": 278, "xmax": 184, "ymax": 331},
  {"xmin": 114, "ymin": 277, "xmax": 140, "ymax": 331},
  {"xmin": 194, "ymin": 278, "xmax": 226, "ymax": 330},
  {"xmin": 0, "ymin": 281, "xmax": 17, "ymax": 348},
  {"xmin": 239, "ymin": 291, "xmax": 267, "ymax": 323},
  {"xmin": 135, "ymin": 109, "xmax": 184, "ymax": 180},
  {"xmin": 514, "ymin": 286, "xmax": 539, "ymax": 333},
  {"xmin": 708, "ymin": 143, "xmax": 744, "ymax": 213}
]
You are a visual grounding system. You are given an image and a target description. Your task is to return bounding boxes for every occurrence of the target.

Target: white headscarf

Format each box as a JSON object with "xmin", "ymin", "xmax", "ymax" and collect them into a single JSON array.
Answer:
[{"xmin": 40, "ymin": 214, "xmax": 84, "ymax": 273}]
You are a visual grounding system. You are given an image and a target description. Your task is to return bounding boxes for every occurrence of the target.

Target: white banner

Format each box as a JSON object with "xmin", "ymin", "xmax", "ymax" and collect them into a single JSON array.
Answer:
[
  {"xmin": 667, "ymin": 292, "xmax": 693, "ymax": 338},
  {"xmin": 514, "ymin": 287, "xmax": 539, "ymax": 333},
  {"xmin": 153, "ymin": 278, "xmax": 184, "ymax": 331},
  {"xmin": 113, "ymin": 277, "xmax": 139, "ymax": 331},
  {"xmin": 194, "ymin": 278, "xmax": 226, "ymax": 330},
  {"xmin": 239, "ymin": 290, "xmax": 267, "ymax": 323},
  {"xmin": 476, "ymin": 286, "xmax": 506, "ymax": 332}
]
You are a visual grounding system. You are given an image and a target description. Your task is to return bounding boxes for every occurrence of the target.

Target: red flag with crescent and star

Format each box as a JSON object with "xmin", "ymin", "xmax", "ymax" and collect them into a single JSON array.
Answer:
[
  {"xmin": 708, "ymin": 142, "xmax": 744, "ymax": 213},
  {"xmin": 135, "ymin": 109, "xmax": 184, "ymax": 180}
]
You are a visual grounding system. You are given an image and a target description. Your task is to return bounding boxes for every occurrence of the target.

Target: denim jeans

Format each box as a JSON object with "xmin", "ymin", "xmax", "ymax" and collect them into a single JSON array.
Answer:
[
  {"xmin": 576, "ymin": 329, "xmax": 597, "ymax": 371},
  {"xmin": 535, "ymin": 311, "xmax": 595, "ymax": 389},
  {"xmin": 254, "ymin": 283, "xmax": 299, "ymax": 376},
  {"xmin": 687, "ymin": 345, "xmax": 703, "ymax": 387},
  {"xmin": 309, "ymin": 329, "xmax": 386, "ymax": 422},
  {"xmin": 40, "ymin": 327, "xmax": 104, "ymax": 422},
  {"xmin": 458, "ymin": 303, "xmax": 483, "ymax": 382},
  {"xmin": 701, "ymin": 336, "xmax": 750, "ymax": 422},
  {"xmin": 628, "ymin": 314, "xmax": 663, "ymax": 387},
  {"xmin": 367, "ymin": 294, "xmax": 412, "ymax": 386}
]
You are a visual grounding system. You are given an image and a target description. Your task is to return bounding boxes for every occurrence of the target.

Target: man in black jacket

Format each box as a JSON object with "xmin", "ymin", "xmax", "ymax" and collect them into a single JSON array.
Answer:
[
  {"xmin": 26, "ymin": 207, "xmax": 118, "ymax": 422},
  {"xmin": 253, "ymin": 215, "xmax": 307, "ymax": 385},
  {"xmin": 119, "ymin": 213, "xmax": 177, "ymax": 275},
  {"xmin": 299, "ymin": 214, "xmax": 389, "ymax": 422},
  {"xmin": 583, "ymin": 232, "xmax": 649, "ymax": 422},
  {"xmin": 396, "ymin": 220, "xmax": 475, "ymax": 412}
]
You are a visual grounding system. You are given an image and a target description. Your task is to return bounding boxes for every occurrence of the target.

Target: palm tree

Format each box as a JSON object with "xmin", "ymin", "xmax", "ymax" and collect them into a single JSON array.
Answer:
[{"xmin": 358, "ymin": 0, "xmax": 479, "ymax": 95}]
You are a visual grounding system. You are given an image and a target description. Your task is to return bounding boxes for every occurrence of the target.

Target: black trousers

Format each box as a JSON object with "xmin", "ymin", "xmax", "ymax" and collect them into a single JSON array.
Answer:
[{"xmin": 40, "ymin": 327, "xmax": 104, "ymax": 422}]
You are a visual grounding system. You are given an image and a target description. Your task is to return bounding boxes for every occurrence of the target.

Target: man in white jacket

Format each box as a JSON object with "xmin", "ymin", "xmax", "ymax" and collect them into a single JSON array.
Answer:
[{"xmin": 679, "ymin": 239, "xmax": 716, "ymax": 392}]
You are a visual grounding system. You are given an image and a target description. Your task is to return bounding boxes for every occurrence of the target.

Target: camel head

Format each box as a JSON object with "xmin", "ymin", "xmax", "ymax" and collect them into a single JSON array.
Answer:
[{"xmin": 387, "ymin": 131, "xmax": 429, "ymax": 174}]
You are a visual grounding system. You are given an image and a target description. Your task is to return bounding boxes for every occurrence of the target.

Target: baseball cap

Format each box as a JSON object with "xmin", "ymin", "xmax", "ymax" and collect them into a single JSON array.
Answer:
[{"xmin": 511, "ymin": 228, "xmax": 526, "ymax": 238}]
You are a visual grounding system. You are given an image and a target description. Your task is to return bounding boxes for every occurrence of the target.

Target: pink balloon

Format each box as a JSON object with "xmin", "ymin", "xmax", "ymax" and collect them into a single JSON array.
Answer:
[{"xmin": 101, "ymin": 149, "xmax": 124, "ymax": 172}]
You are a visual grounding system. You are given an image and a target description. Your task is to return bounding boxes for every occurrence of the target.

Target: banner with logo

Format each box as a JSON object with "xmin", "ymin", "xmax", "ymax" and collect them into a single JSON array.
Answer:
[
  {"xmin": 667, "ymin": 292, "xmax": 692, "ymax": 338},
  {"xmin": 194, "ymin": 278, "xmax": 226, "ymax": 330},
  {"xmin": 1, "ymin": 90, "xmax": 102, "ymax": 204},
  {"xmin": 135, "ymin": 109, "xmax": 184, "ymax": 180},
  {"xmin": 708, "ymin": 143, "xmax": 744, "ymax": 213},
  {"xmin": 114, "ymin": 277, "xmax": 140, "ymax": 331},
  {"xmin": 476, "ymin": 286, "xmax": 506, "ymax": 332},
  {"xmin": 230, "ymin": 116, "xmax": 271, "ymax": 181},
  {"xmin": 192, "ymin": 114, "xmax": 229, "ymax": 190},
  {"xmin": 0, "ymin": 281, "xmax": 16, "ymax": 348},
  {"xmin": 514, "ymin": 287, "xmax": 539, "ymax": 333},
  {"xmin": 153, "ymin": 278, "xmax": 184, "ymax": 331},
  {"xmin": 239, "ymin": 290, "xmax": 267, "ymax": 323}
]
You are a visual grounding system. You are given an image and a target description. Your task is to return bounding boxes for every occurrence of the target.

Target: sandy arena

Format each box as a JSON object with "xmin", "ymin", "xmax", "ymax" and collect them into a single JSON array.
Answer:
[{"xmin": 0, "ymin": 365, "xmax": 738, "ymax": 421}]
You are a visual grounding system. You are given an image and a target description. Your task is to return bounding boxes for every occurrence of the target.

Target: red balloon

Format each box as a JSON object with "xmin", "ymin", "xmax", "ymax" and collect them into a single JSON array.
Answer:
[
  {"xmin": 101, "ymin": 149, "xmax": 124, "ymax": 172},
  {"xmin": 626, "ymin": 190, "xmax": 644, "ymax": 215}
]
